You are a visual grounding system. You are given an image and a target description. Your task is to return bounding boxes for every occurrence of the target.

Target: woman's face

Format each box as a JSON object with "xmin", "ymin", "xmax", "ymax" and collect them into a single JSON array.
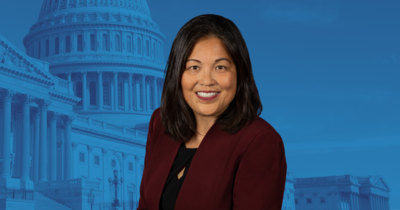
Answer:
[{"xmin": 181, "ymin": 36, "xmax": 237, "ymax": 119}]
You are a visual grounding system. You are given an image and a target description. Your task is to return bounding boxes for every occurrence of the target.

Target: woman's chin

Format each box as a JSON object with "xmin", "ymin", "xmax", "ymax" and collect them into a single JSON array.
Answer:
[{"xmin": 195, "ymin": 108, "xmax": 220, "ymax": 117}]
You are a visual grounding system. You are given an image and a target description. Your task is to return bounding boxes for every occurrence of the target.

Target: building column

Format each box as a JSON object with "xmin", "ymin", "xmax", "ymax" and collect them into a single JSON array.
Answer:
[
  {"xmin": 349, "ymin": 193, "xmax": 353, "ymax": 210},
  {"xmin": 87, "ymin": 145, "xmax": 93, "ymax": 179},
  {"xmin": 383, "ymin": 196, "xmax": 386, "ymax": 210},
  {"xmin": 135, "ymin": 155, "xmax": 141, "ymax": 202},
  {"xmin": 128, "ymin": 73, "xmax": 133, "ymax": 111},
  {"xmin": 383, "ymin": 197, "xmax": 389, "ymax": 210},
  {"xmin": 142, "ymin": 75, "xmax": 146, "ymax": 112},
  {"xmin": 113, "ymin": 71, "xmax": 118, "ymax": 110},
  {"xmin": 372, "ymin": 195, "xmax": 375, "ymax": 210},
  {"xmin": 21, "ymin": 95, "xmax": 35, "ymax": 180},
  {"xmin": 153, "ymin": 77, "xmax": 158, "ymax": 108},
  {"xmin": 378, "ymin": 196, "xmax": 381, "ymax": 210},
  {"xmin": 56, "ymin": 126, "xmax": 64, "ymax": 181},
  {"xmin": 71, "ymin": 142, "xmax": 78, "ymax": 178},
  {"xmin": 356, "ymin": 194, "xmax": 360, "ymax": 210},
  {"xmin": 122, "ymin": 153, "xmax": 127, "ymax": 208},
  {"xmin": 32, "ymin": 108, "xmax": 40, "ymax": 182},
  {"xmin": 63, "ymin": 115, "xmax": 76, "ymax": 179},
  {"xmin": 342, "ymin": 194, "xmax": 345, "ymax": 210},
  {"xmin": 355, "ymin": 193, "xmax": 359, "ymax": 210},
  {"xmin": 348, "ymin": 194, "xmax": 351, "ymax": 210},
  {"xmin": 146, "ymin": 83, "xmax": 150, "ymax": 111},
  {"xmin": 49, "ymin": 111, "xmax": 59, "ymax": 181},
  {"xmin": 66, "ymin": 73, "xmax": 73, "ymax": 95},
  {"xmin": 135, "ymin": 77, "xmax": 140, "ymax": 110},
  {"xmin": 386, "ymin": 198, "xmax": 390, "ymax": 210},
  {"xmin": 370, "ymin": 195, "xmax": 374, "ymax": 210},
  {"xmin": 102, "ymin": 148, "xmax": 108, "ymax": 206},
  {"xmin": 98, "ymin": 71, "xmax": 103, "ymax": 110},
  {"xmin": 82, "ymin": 72, "xmax": 88, "ymax": 110},
  {"xmin": 377, "ymin": 195, "xmax": 380, "ymax": 210},
  {"xmin": 37, "ymin": 99, "xmax": 51, "ymax": 181},
  {"xmin": 1, "ymin": 89, "xmax": 16, "ymax": 178}
]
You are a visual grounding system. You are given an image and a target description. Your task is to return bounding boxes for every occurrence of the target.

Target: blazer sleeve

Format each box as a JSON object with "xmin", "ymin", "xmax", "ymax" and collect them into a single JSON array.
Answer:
[
  {"xmin": 232, "ymin": 129, "xmax": 287, "ymax": 210},
  {"xmin": 137, "ymin": 108, "xmax": 159, "ymax": 210}
]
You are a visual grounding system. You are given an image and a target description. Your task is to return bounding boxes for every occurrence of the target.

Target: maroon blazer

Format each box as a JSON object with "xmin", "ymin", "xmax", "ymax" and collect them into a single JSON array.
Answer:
[{"xmin": 137, "ymin": 108, "xmax": 287, "ymax": 210}]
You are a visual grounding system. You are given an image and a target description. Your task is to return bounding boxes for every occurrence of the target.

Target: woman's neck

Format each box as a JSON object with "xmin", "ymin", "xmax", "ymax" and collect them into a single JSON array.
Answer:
[{"xmin": 186, "ymin": 114, "xmax": 216, "ymax": 146}]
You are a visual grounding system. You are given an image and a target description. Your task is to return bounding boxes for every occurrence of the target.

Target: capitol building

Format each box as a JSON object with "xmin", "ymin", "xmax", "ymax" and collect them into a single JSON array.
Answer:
[
  {"xmin": 0, "ymin": 0, "xmax": 392, "ymax": 210},
  {"xmin": 1, "ymin": 0, "xmax": 164, "ymax": 209}
]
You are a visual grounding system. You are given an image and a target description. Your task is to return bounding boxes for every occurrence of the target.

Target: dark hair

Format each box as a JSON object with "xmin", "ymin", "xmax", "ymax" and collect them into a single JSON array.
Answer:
[{"xmin": 161, "ymin": 14, "xmax": 262, "ymax": 143}]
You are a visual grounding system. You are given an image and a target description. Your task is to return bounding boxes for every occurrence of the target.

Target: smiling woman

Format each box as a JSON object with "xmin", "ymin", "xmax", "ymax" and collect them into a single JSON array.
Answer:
[
  {"xmin": 181, "ymin": 36, "xmax": 238, "ymax": 145},
  {"xmin": 137, "ymin": 14, "xmax": 287, "ymax": 210}
]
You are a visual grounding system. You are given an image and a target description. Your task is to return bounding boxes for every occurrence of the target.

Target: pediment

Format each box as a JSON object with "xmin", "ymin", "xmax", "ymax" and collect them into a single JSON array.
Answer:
[
  {"xmin": 0, "ymin": 34, "xmax": 55, "ymax": 85},
  {"xmin": 372, "ymin": 176, "xmax": 391, "ymax": 191}
]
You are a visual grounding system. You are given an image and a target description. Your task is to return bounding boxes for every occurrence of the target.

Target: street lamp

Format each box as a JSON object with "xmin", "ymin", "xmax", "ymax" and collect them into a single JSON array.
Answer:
[{"xmin": 108, "ymin": 169, "xmax": 124, "ymax": 207}]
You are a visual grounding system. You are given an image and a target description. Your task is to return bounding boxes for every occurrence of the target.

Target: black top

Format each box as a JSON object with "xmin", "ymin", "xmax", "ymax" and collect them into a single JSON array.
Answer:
[{"xmin": 159, "ymin": 143, "xmax": 197, "ymax": 210}]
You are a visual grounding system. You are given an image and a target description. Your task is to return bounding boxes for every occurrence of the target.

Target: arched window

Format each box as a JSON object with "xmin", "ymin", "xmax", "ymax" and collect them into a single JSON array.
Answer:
[
  {"xmin": 118, "ymin": 81, "xmax": 123, "ymax": 106},
  {"xmin": 115, "ymin": 35, "xmax": 121, "ymax": 52},
  {"xmin": 89, "ymin": 81, "xmax": 96, "ymax": 106},
  {"xmin": 127, "ymin": 36, "xmax": 132, "ymax": 53},
  {"xmin": 46, "ymin": 39, "xmax": 49, "ymax": 56},
  {"xmin": 103, "ymin": 81, "xmax": 110, "ymax": 106},
  {"xmin": 65, "ymin": 36, "xmax": 71, "ymax": 53},
  {"xmin": 77, "ymin": 34, "xmax": 83, "ymax": 52},
  {"xmin": 55, "ymin": 37, "xmax": 59, "ymax": 54},
  {"xmin": 137, "ymin": 38, "xmax": 141, "ymax": 55},
  {"xmin": 38, "ymin": 42, "xmax": 41, "ymax": 58},
  {"xmin": 76, "ymin": 82, "xmax": 83, "ymax": 106},
  {"xmin": 146, "ymin": 40, "xmax": 149, "ymax": 57},
  {"xmin": 102, "ymin": 34, "xmax": 108, "ymax": 51}
]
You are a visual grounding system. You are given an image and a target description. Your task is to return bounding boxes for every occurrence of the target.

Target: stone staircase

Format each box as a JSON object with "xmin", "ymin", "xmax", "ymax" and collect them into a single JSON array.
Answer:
[{"xmin": 34, "ymin": 192, "xmax": 72, "ymax": 210}]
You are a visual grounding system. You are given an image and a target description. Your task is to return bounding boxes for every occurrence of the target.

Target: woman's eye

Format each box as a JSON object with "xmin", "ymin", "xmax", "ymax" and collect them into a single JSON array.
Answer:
[
  {"xmin": 189, "ymin": 66, "xmax": 199, "ymax": 70},
  {"xmin": 216, "ymin": 66, "xmax": 226, "ymax": 70}
]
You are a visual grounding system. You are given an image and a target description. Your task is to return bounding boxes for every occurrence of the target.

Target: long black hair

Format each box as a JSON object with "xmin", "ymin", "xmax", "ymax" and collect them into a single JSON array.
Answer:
[{"xmin": 160, "ymin": 14, "xmax": 262, "ymax": 143}]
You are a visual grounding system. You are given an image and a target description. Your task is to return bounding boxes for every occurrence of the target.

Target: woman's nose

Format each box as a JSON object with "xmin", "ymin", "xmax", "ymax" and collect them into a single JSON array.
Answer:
[{"xmin": 199, "ymin": 67, "xmax": 216, "ymax": 86}]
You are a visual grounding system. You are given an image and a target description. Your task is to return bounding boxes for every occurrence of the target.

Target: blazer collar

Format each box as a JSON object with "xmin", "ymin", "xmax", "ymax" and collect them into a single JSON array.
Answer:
[{"xmin": 155, "ymin": 122, "xmax": 221, "ymax": 209}]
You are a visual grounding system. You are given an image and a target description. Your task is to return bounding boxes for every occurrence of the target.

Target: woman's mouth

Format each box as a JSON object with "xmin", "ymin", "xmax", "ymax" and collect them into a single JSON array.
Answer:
[{"xmin": 196, "ymin": 92, "xmax": 220, "ymax": 101}]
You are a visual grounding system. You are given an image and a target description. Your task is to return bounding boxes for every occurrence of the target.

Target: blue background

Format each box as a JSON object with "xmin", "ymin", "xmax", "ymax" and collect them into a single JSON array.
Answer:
[{"xmin": 0, "ymin": 0, "xmax": 399, "ymax": 208}]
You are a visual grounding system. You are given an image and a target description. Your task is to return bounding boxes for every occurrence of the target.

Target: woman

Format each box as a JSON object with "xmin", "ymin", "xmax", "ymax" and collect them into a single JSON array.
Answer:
[{"xmin": 137, "ymin": 14, "xmax": 287, "ymax": 210}]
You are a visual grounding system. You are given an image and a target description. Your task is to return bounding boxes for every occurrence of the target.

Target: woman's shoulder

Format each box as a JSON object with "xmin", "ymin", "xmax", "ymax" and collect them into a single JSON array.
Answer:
[
  {"xmin": 148, "ymin": 107, "xmax": 162, "ymax": 134},
  {"xmin": 245, "ymin": 116, "xmax": 279, "ymax": 134},
  {"xmin": 238, "ymin": 116, "xmax": 282, "ymax": 145}
]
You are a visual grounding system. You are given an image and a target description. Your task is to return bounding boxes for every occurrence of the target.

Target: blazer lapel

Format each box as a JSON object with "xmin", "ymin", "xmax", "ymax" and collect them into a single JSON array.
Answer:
[
  {"xmin": 152, "ymin": 122, "xmax": 232, "ymax": 210},
  {"xmin": 174, "ymin": 122, "xmax": 231, "ymax": 210},
  {"xmin": 147, "ymin": 130, "xmax": 180, "ymax": 210}
]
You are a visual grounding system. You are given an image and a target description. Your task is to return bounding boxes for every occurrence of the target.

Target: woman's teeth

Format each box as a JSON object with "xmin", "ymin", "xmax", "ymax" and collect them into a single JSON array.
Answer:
[{"xmin": 196, "ymin": 92, "xmax": 219, "ymax": 97}]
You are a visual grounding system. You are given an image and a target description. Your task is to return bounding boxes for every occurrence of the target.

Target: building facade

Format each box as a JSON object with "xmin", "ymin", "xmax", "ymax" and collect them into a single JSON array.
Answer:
[
  {"xmin": 1, "ymin": 0, "xmax": 165, "ymax": 209},
  {"xmin": 294, "ymin": 174, "xmax": 391, "ymax": 210},
  {"xmin": 282, "ymin": 172, "xmax": 296, "ymax": 210}
]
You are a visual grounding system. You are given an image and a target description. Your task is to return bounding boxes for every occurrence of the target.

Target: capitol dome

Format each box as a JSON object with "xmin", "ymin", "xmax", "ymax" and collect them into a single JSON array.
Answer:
[
  {"xmin": 37, "ymin": 0, "xmax": 153, "ymax": 21},
  {"xmin": 23, "ymin": 0, "xmax": 166, "ymax": 128}
]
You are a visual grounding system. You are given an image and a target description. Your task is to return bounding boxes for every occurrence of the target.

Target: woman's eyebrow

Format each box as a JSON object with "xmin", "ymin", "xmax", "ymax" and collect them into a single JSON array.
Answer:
[{"xmin": 186, "ymin": 58, "xmax": 231, "ymax": 64}]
